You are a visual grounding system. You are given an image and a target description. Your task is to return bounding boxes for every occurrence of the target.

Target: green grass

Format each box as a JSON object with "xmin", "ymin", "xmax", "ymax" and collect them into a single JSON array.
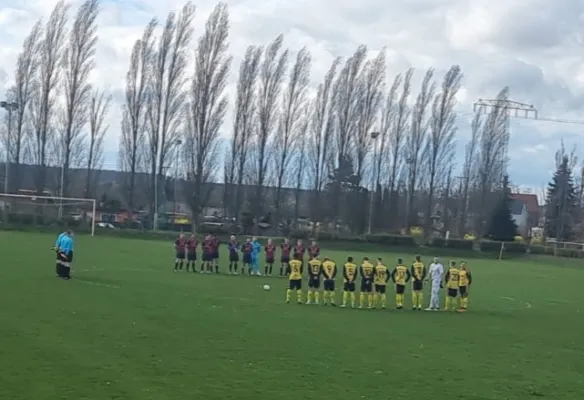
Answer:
[{"xmin": 1, "ymin": 231, "xmax": 584, "ymax": 400}]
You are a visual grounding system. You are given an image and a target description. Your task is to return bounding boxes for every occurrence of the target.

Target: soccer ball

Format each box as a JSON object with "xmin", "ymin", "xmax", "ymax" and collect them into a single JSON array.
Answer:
[{"xmin": 262, "ymin": 284, "xmax": 271, "ymax": 291}]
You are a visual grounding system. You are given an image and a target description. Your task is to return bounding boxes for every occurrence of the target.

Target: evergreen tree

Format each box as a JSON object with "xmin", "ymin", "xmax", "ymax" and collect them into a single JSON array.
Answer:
[
  {"xmin": 545, "ymin": 155, "xmax": 577, "ymax": 240},
  {"xmin": 486, "ymin": 175, "xmax": 517, "ymax": 241}
]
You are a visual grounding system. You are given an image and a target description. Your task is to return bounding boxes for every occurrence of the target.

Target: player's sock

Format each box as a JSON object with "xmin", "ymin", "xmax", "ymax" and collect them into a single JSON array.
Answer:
[
  {"xmin": 297, "ymin": 290, "xmax": 303, "ymax": 303},
  {"xmin": 463, "ymin": 297, "xmax": 468, "ymax": 309},
  {"xmin": 279, "ymin": 266, "xmax": 283, "ymax": 276},
  {"xmin": 412, "ymin": 292, "xmax": 418, "ymax": 308},
  {"xmin": 418, "ymin": 292, "xmax": 423, "ymax": 308},
  {"xmin": 179, "ymin": 261, "xmax": 184, "ymax": 270},
  {"xmin": 264, "ymin": 265, "xmax": 268, "ymax": 275},
  {"xmin": 322, "ymin": 291, "xmax": 328, "ymax": 304},
  {"xmin": 381, "ymin": 294, "xmax": 386, "ymax": 307},
  {"xmin": 286, "ymin": 289, "xmax": 291, "ymax": 302},
  {"xmin": 368, "ymin": 294, "xmax": 373, "ymax": 308},
  {"xmin": 330, "ymin": 291, "xmax": 335, "ymax": 305},
  {"xmin": 350, "ymin": 292, "xmax": 356, "ymax": 307},
  {"xmin": 215, "ymin": 264, "xmax": 219, "ymax": 273},
  {"xmin": 314, "ymin": 291, "xmax": 320, "ymax": 304},
  {"xmin": 268, "ymin": 264, "xmax": 273, "ymax": 275},
  {"xmin": 373, "ymin": 293, "xmax": 379, "ymax": 307},
  {"xmin": 395, "ymin": 294, "xmax": 400, "ymax": 307},
  {"xmin": 359, "ymin": 293, "xmax": 365, "ymax": 307},
  {"xmin": 174, "ymin": 261, "xmax": 178, "ymax": 270},
  {"xmin": 307, "ymin": 291, "xmax": 313, "ymax": 303},
  {"xmin": 342, "ymin": 291, "xmax": 348, "ymax": 306},
  {"xmin": 234, "ymin": 263, "xmax": 239, "ymax": 273},
  {"xmin": 445, "ymin": 297, "xmax": 451, "ymax": 310}
]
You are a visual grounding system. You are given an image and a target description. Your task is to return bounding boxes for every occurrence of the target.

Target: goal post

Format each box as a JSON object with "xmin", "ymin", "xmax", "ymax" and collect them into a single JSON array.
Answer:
[{"xmin": 0, "ymin": 193, "xmax": 97, "ymax": 236}]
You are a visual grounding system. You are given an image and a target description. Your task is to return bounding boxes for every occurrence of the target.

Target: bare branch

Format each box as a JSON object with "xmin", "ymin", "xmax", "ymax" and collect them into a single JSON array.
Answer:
[{"xmin": 85, "ymin": 89, "xmax": 111, "ymax": 198}]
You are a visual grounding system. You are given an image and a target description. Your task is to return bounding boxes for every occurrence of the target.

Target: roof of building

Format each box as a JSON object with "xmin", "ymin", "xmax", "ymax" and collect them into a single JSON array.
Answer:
[
  {"xmin": 511, "ymin": 193, "xmax": 539, "ymax": 214},
  {"xmin": 510, "ymin": 199, "xmax": 526, "ymax": 215}
]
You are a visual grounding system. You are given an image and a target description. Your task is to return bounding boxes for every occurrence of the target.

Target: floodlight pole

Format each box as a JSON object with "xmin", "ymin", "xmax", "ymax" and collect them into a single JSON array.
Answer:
[{"xmin": 367, "ymin": 131, "xmax": 380, "ymax": 235}]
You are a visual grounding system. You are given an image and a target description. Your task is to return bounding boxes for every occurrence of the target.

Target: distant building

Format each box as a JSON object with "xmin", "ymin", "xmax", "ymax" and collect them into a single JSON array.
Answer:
[
  {"xmin": 510, "ymin": 199, "xmax": 528, "ymax": 237},
  {"xmin": 511, "ymin": 193, "xmax": 540, "ymax": 236}
]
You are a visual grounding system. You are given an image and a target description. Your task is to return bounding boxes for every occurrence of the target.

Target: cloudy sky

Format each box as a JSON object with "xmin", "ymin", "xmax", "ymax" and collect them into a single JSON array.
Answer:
[{"xmin": 1, "ymin": 0, "xmax": 583, "ymax": 195}]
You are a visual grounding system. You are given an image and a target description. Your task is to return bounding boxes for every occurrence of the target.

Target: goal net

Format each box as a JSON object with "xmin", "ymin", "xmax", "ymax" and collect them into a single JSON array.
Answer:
[{"xmin": 0, "ymin": 192, "xmax": 97, "ymax": 236}]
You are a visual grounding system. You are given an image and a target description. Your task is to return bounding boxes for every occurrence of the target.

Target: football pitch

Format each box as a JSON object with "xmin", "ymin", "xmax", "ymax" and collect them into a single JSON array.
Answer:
[{"xmin": 1, "ymin": 231, "xmax": 583, "ymax": 399}]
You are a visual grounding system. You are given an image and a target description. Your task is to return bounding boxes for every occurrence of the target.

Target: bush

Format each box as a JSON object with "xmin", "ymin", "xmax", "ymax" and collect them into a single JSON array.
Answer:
[
  {"xmin": 429, "ymin": 238, "xmax": 474, "ymax": 250},
  {"xmin": 365, "ymin": 233, "xmax": 417, "ymax": 247},
  {"xmin": 480, "ymin": 240, "xmax": 527, "ymax": 254}
]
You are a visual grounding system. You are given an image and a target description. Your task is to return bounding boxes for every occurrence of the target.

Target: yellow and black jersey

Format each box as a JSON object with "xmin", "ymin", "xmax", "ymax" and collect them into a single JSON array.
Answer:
[
  {"xmin": 288, "ymin": 259, "xmax": 303, "ymax": 280},
  {"xmin": 459, "ymin": 269, "xmax": 472, "ymax": 287},
  {"xmin": 343, "ymin": 262, "xmax": 357, "ymax": 282},
  {"xmin": 410, "ymin": 262, "xmax": 426, "ymax": 281},
  {"xmin": 322, "ymin": 260, "xmax": 337, "ymax": 280},
  {"xmin": 391, "ymin": 265, "xmax": 411, "ymax": 285},
  {"xmin": 308, "ymin": 259, "xmax": 322, "ymax": 278},
  {"xmin": 373, "ymin": 264, "xmax": 390, "ymax": 285},
  {"xmin": 360, "ymin": 262, "xmax": 374, "ymax": 280},
  {"xmin": 445, "ymin": 267, "xmax": 460, "ymax": 289}
]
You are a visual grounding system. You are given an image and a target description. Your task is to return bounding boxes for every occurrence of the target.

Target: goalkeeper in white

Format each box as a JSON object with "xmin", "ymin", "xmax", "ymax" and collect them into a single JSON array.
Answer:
[{"xmin": 426, "ymin": 257, "xmax": 444, "ymax": 311}]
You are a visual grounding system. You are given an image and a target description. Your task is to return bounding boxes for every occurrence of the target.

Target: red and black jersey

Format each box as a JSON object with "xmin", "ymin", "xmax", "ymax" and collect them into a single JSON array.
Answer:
[
  {"xmin": 211, "ymin": 237, "xmax": 219, "ymax": 250},
  {"xmin": 294, "ymin": 245, "xmax": 305, "ymax": 258},
  {"xmin": 281, "ymin": 243, "xmax": 292, "ymax": 257},
  {"xmin": 265, "ymin": 244, "xmax": 276, "ymax": 258},
  {"xmin": 186, "ymin": 238, "xmax": 197, "ymax": 253},
  {"xmin": 202, "ymin": 239, "xmax": 213, "ymax": 254},
  {"xmin": 242, "ymin": 243, "xmax": 253, "ymax": 254},
  {"xmin": 175, "ymin": 237, "xmax": 186, "ymax": 251},
  {"xmin": 308, "ymin": 245, "xmax": 320, "ymax": 258}
]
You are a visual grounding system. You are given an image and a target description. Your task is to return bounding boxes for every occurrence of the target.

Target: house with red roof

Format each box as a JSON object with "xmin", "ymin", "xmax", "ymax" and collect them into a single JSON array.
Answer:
[{"xmin": 511, "ymin": 193, "xmax": 540, "ymax": 236}]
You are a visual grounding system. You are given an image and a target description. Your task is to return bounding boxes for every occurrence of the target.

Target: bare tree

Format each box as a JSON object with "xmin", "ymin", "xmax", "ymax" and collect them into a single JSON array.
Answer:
[
  {"xmin": 423, "ymin": 65, "xmax": 462, "ymax": 236},
  {"xmin": 386, "ymin": 69, "xmax": 413, "ymax": 228},
  {"xmin": 404, "ymin": 68, "xmax": 435, "ymax": 228},
  {"xmin": 475, "ymin": 87, "xmax": 510, "ymax": 235},
  {"xmin": 29, "ymin": 1, "xmax": 69, "ymax": 195},
  {"xmin": 3, "ymin": 21, "xmax": 42, "ymax": 192},
  {"xmin": 252, "ymin": 34, "xmax": 288, "ymax": 228},
  {"xmin": 307, "ymin": 57, "xmax": 340, "ymax": 226},
  {"xmin": 119, "ymin": 21, "xmax": 156, "ymax": 210},
  {"xmin": 459, "ymin": 110, "xmax": 483, "ymax": 235},
  {"xmin": 228, "ymin": 45, "xmax": 263, "ymax": 222},
  {"xmin": 354, "ymin": 49, "xmax": 385, "ymax": 184},
  {"xmin": 145, "ymin": 3, "xmax": 195, "ymax": 221},
  {"xmin": 85, "ymin": 89, "xmax": 110, "ymax": 198},
  {"xmin": 58, "ymin": 0, "xmax": 98, "ymax": 198},
  {"xmin": 273, "ymin": 47, "xmax": 311, "ymax": 225},
  {"xmin": 293, "ymin": 110, "xmax": 310, "ymax": 224},
  {"xmin": 185, "ymin": 2, "xmax": 231, "ymax": 228}
]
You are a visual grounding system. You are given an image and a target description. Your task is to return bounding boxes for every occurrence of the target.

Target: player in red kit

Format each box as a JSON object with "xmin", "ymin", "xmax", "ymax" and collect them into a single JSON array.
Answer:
[
  {"xmin": 308, "ymin": 240, "xmax": 320, "ymax": 260},
  {"xmin": 294, "ymin": 239, "xmax": 305, "ymax": 261},
  {"xmin": 186, "ymin": 234, "xmax": 197, "ymax": 272},
  {"xmin": 174, "ymin": 233, "xmax": 187, "ymax": 271},
  {"xmin": 211, "ymin": 235, "xmax": 220, "ymax": 273},
  {"xmin": 264, "ymin": 238, "xmax": 276, "ymax": 276},
  {"xmin": 241, "ymin": 238, "xmax": 253, "ymax": 275},
  {"xmin": 201, "ymin": 235, "xmax": 213, "ymax": 273},
  {"xmin": 280, "ymin": 238, "xmax": 292, "ymax": 277}
]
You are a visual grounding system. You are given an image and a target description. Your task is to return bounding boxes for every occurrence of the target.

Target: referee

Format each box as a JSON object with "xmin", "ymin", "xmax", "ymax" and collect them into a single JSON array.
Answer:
[{"xmin": 57, "ymin": 231, "xmax": 74, "ymax": 280}]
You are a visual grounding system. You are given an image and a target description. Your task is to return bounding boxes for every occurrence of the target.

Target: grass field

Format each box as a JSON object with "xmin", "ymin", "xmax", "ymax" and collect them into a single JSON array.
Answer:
[{"xmin": 1, "ymin": 231, "xmax": 584, "ymax": 399}]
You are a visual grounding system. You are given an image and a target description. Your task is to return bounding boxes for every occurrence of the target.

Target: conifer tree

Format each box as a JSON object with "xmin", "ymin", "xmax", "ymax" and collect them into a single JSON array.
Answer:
[
  {"xmin": 486, "ymin": 175, "xmax": 517, "ymax": 241},
  {"xmin": 545, "ymin": 155, "xmax": 577, "ymax": 240}
]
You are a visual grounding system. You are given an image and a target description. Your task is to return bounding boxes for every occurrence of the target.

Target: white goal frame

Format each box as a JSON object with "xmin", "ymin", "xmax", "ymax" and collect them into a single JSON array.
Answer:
[{"xmin": 0, "ymin": 193, "xmax": 97, "ymax": 236}]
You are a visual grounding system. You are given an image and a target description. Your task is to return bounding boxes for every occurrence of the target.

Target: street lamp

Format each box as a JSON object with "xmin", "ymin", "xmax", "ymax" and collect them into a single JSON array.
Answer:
[
  {"xmin": 1, "ymin": 101, "xmax": 18, "ymax": 194},
  {"xmin": 367, "ymin": 131, "xmax": 380, "ymax": 234}
]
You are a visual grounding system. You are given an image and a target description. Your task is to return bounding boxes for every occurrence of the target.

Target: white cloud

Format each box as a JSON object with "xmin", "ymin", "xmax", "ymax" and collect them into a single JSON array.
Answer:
[{"xmin": 0, "ymin": 0, "xmax": 583, "ymax": 187}]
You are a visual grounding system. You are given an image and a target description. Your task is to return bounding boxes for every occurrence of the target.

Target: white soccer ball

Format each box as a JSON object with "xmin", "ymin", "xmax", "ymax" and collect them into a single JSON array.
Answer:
[{"xmin": 262, "ymin": 284, "xmax": 271, "ymax": 291}]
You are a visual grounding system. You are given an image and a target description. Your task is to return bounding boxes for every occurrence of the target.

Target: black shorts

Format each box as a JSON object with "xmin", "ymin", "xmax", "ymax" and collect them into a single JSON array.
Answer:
[
  {"xmin": 266, "ymin": 256, "xmax": 275, "ymax": 264},
  {"xmin": 360, "ymin": 279, "xmax": 373, "ymax": 293},
  {"xmin": 58, "ymin": 252, "xmax": 70, "ymax": 263},
  {"xmin": 324, "ymin": 279, "xmax": 335, "ymax": 291},
  {"xmin": 229, "ymin": 252, "xmax": 239, "ymax": 262},
  {"xmin": 308, "ymin": 277, "xmax": 321, "ymax": 289},
  {"xmin": 448, "ymin": 288, "xmax": 458, "ymax": 297},
  {"xmin": 289, "ymin": 279, "xmax": 302, "ymax": 290},
  {"xmin": 395, "ymin": 284, "xmax": 405, "ymax": 295},
  {"xmin": 375, "ymin": 284, "xmax": 386, "ymax": 294},
  {"xmin": 281, "ymin": 256, "xmax": 290, "ymax": 264},
  {"xmin": 212, "ymin": 251, "xmax": 219, "ymax": 260},
  {"xmin": 68, "ymin": 251, "xmax": 74, "ymax": 263},
  {"xmin": 459, "ymin": 286, "xmax": 468, "ymax": 297},
  {"xmin": 344, "ymin": 282, "xmax": 356, "ymax": 292},
  {"xmin": 413, "ymin": 280, "xmax": 423, "ymax": 291},
  {"xmin": 202, "ymin": 253, "xmax": 212, "ymax": 262},
  {"xmin": 176, "ymin": 251, "xmax": 185, "ymax": 260},
  {"xmin": 242, "ymin": 254, "xmax": 252, "ymax": 264}
]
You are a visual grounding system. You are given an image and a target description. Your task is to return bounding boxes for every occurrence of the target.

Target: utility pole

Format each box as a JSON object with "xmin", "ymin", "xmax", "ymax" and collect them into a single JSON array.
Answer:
[
  {"xmin": 367, "ymin": 131, "xmax": 380, "ymax": 234},
  {"xmin": 1, "ymin": 101, "xmax": 19, "ymax": 194}
]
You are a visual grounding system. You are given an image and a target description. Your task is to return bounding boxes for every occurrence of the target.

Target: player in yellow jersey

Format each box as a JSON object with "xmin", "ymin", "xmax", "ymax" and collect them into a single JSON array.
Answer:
[
  {"xmin": 359, "ymin": 257, "xmax": 375, "ymax": 309},
  {"xmin": 457, "ymin": 261, "xmax": 472, "ymax": 312},
  {"xmin": 286, "ymin": 255, "xmax": 303, "ymax": 304},
  {"xmin": 410, "ymin": 255, "xmax": 426, "ymax": 310},
  {"xmin": 444, "ymin": 261, "xmax": 460, "ymax": 311},
  {"xmin": 341, "ymin": 257, "xmax": 358, "ymax": 308},
  {"xmin": 391, "ymin": 259, "xmax": 411, "ymax": 309},
  {"xmin": 373, "ymin": 258, "xmax": 390, "ymax": 309},
  {"xmin": 306, "ymin": 257, "xmax": 322, "ymax": 304},
  {"xmin": 321, "ymin": 257, "xmax": 337, "ymax": 306}
]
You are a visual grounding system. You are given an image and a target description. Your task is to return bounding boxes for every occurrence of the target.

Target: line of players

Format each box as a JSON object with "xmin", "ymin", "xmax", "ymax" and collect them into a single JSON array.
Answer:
[
  {"xmin": 286, "ymin": 255, "xmax": 473, "ymax": 312},
  {"xmin": 173, "ymin": 233, "xmax": 319, "ymax": 276}
]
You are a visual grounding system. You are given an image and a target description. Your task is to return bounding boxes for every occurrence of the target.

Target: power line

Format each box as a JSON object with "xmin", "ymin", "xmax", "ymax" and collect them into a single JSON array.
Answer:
[{"xmin": 473, "ymin": 99, "xmax": 584, "ymax": 125}]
